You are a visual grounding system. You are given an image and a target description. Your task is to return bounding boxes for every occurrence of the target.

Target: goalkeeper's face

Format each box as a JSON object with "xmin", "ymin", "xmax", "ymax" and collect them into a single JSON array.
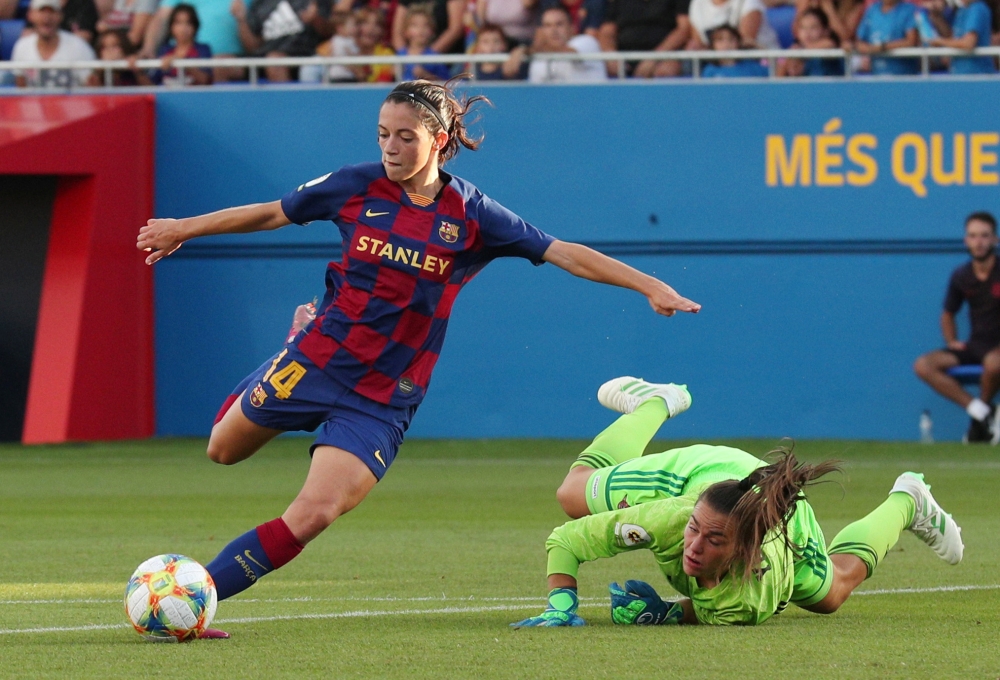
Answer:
[{"xmin": 682, "ymin": 502, "xmax": 735, "ymax": 584}]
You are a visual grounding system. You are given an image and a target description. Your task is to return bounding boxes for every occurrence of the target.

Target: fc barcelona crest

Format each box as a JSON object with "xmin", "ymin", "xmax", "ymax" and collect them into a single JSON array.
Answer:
[
  {"xmin": 438, "ymin": 221, "xmax": 460, "ymax": 244},
  {"xmin": 250, "ymin": 382, "xmax": 268, "ymax": 407}
]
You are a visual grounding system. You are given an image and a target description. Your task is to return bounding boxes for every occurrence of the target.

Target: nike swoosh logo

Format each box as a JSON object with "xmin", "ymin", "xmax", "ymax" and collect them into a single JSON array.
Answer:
[
  {"xmin": 244, "ymin": 550, "xmax": 270, "ymax": 572},
  {"xmin": 374, "ymin": 450, "xmax": 385, "ymax": 467},
  {"xmin": 366, "ymin": 209, "xmax": 389, "ymax": 217}
]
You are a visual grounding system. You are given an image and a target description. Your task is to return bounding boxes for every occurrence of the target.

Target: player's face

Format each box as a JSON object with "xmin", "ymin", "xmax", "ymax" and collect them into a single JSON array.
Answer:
[
  {"xmin": 682, "ymin": 502, "xmax": 734, "ymax": 584},
  {"xmin": 378, "ymin": 102, "xmax": 443, "ymax": 184},
  {"xmin": 965, "ymin": 219, "xmax": 997, "ymax": 262}
]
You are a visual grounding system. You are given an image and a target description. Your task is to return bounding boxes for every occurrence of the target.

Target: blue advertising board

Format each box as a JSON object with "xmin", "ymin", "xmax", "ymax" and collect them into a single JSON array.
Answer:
[{"xmin": 153, "ymin": 81, "xmax": 1000, "ymax": 441}]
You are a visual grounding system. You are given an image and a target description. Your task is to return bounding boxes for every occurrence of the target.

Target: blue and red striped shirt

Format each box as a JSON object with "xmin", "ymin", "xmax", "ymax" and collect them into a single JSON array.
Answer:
[{"xmin": 280, "ymin": 162, "xmax": 555, "ymax": 407}]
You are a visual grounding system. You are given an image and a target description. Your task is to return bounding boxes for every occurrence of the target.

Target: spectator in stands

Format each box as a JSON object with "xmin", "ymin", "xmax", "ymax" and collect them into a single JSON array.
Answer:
[
  {"xmin": 392, "ymin": 0, "xmax": 465, "ymax": 57},
  {"xmin": 397, "ymin": 6, "xmax": 450, "ymax": 79},
  {"xmin": 151, "ymin": 2, "xmax": 212, "ymax": 83},
  {"xmin": 11, "ymin": 0, "xmax": 95, "ymax": 87},
  {"xmin": 597, "ymin": 0, "xmax": 691, "ymax": 77},
  {"xmin": 538, "ymin": 0, "xmax": 603, "ymax": 37},
  {"xmin": 915, "ymin": 0, "xmax": 952, "ymax": 42},
  {"xmin": 913, "ymin": 0, "xmax": 958, "ymax": 71},
  {"xmin": 688, "ymin": 0, "xmax": 780, "ymax": 49},
  {"xmin": 914, "ymin": 212, "xmax": 1000, "ymax": 444},
  {"xmin": 352, "ymin": 5, "xmax": 394, "ymax": 81},
  {"xmin": 231, "ymin": 0, "xmax": 331, "ymax": 81},
  {"xmin": 86, "ymin": 27, "xmax": 154, "ymax": 83},
  {"xmin": 470, "ymin": 22, "xmax": 527, "ymax": 79},
  {"xmin": 475, "ymin": 0, "xmax": 537, "ymax": 46},
  {"xmin": 95, "ymin": 0, "xmax": 160, "ymax": 56},
  {"xmin": 701, "ymin": 23, "xmax": 769, "ymax": 75},
  {"xmin": 142, "ymin": 0, "xmax": 240, "ymax": 80},
  {"xmin": 794, "ymin": 0, "xmax": 863, "ymax": 45},
  {"xmin": 854, "ymin": 0, "xmax": 919, "ymax": 74},
  {"xmin": 60, "ymin": 0, "xmax": 97, "ymax": 42},
  {"xmin": 928, "ymin": 0, "xmax": 995, "ymax": 73},
  {"xmin": 0, "ymin": 0, "xmax": 17, "ymax": 17},
  {"xmin": 779, "ymin": 7, "xmax": 845, "ymax": 75},
  {"xmin": 299, "ymin": 8, "xmax": 357, "ymax": 82},
  {"xmin": 529, "ymin": 5, "xmax": 606, "ymax": 80}
]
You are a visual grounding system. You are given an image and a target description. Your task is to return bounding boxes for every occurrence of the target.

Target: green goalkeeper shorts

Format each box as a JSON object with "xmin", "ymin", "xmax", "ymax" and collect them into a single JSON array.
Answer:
[
  {"xmin": 786, "ymin": 499, "xmax": 835, "ymax": 607},
  {"xmin": 583, "ymin": 444, "xmax": 763, "ymax": 515},
  {"xmin": 583, "ymin": 444, "xmax": 834, "ymax": 607}
]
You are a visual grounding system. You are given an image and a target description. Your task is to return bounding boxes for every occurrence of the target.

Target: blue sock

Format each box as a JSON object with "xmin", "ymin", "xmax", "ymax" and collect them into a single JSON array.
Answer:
[{"xmin": 205, "ymin": 527, "xmax": 275, "ymax": 601}]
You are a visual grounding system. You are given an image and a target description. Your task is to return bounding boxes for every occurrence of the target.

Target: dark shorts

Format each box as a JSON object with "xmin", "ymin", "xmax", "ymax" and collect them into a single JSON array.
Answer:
[
  {"xmin": 944, "ymin": 342, "xmax": 1000, "ymax": 365},
  {"xmin": 228, "ymin": 344, "xmax": 417, "ymax": 480}
]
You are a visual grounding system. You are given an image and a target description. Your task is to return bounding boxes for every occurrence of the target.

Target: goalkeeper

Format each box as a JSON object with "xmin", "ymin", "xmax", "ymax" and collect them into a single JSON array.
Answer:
[{"xmin": 512, "ymin": 377, "xmax": 965, "ymax": 627}]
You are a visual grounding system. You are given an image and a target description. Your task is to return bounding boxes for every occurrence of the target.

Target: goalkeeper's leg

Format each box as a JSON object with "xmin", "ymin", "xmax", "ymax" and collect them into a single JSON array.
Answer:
[
  {"xmin": 803, "ymin": 483, "xmax": 918, "ymax": 614},
  {"xmin": 556, "ymin": 400, "xmax": 670, "ymax": 517}
]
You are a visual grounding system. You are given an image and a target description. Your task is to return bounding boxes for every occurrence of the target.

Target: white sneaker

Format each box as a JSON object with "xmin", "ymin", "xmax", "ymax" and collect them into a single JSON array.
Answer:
[
  {"xmin": 597, "ymin": 377, "xmax": 692, "ymax": 419},
  {"xmin": 890, "ymin": 472, "xmax": 964, "ymax": 565}
]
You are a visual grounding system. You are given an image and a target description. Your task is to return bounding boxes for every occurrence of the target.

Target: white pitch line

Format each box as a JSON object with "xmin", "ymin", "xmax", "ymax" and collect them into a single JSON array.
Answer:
[
  {"xmin": 0, "ymin": 622, "xmax": 131, "ymax": 635},
  {"xmin": 214, "ymin": 603, "xmax": 542, "ymax": 625},
  {"xmin": 2, "ymin": 583, "xmax": 998, "ymax": 607},
  {"xmin": 0, "ymin": 583, "xmax": 995, "ymax": 634},
  {"xmin": 853, "ymin": 583, "xmax": 1000, "ymax": 596},
  {"xmin": 0, "ymin": 604, "xmax": 542, "ymax": 635},
  {"xmin": 0, "ymin": 596, "xmax": 551, "ymax": 606}
]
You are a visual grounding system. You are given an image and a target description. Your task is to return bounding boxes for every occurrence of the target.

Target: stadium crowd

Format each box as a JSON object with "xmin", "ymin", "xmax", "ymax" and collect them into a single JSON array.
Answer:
[{"xmin": 1, "ymin": 0, "xmax": 998, "ymax": 85}]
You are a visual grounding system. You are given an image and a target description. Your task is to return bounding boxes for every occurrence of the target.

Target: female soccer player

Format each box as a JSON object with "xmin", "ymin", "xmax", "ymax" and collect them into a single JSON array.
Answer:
[
  {"xmin": 512, "ymin": 377, "xmax": 964, "ymax": 627},
  {"xmin": 136, "ymin": 79, "xmax": 701, "ymax": 627}
]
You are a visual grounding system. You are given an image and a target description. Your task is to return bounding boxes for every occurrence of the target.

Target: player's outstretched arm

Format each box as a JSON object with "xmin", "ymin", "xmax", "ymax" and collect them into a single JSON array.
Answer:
[
  {"xmin": 137, "ymin": 200, "xmax": 291, "ymax": 265},
  {"xmin": 541, "ymin": 240, "xmax": 701, "ymax": 317}
]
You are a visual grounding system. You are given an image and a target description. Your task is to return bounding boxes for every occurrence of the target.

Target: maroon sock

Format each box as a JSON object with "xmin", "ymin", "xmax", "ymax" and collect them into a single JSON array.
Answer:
[
  {"xmin": 213, "ymin": 394, "xmax": 239, "ymax": 425},
  {"xmin": 255, "ymin": 517, "xmax": 304, "ymax": 569}
]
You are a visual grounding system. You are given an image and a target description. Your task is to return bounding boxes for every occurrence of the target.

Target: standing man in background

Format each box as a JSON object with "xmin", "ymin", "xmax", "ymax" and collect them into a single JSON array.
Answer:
[{"xmin": 914, "ymin": 211, "xmax": 1000, "ymax": 443}]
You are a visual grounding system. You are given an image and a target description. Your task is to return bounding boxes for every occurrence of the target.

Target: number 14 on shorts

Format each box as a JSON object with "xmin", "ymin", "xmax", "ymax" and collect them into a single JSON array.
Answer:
[{"xmin": 262, "ymin": 349, "xmax": 307, "ymax": 400}]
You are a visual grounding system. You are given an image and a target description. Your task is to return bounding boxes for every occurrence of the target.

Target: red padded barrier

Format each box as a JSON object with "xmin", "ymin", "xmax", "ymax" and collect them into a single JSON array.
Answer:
[{"xmin": 0, "ymin": 96, "xmax": 155, "ymax": 443}]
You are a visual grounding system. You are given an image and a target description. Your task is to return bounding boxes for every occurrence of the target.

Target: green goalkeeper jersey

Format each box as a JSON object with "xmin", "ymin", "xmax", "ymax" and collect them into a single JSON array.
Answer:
[{"xmin": 545, "ymin": 495, "xmax": 795, "ymax": 625}]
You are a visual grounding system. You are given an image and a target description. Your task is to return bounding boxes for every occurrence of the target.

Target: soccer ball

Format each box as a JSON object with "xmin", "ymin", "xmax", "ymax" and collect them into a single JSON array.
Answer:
[{"xmin": 124, "ymin": 554, "xmax": 218, "ymax": 641}]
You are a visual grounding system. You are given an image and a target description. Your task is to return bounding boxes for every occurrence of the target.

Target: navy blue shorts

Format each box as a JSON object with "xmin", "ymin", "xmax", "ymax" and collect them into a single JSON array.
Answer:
[{"xmin": 229, "ymin": 344, "xmax": 417, "ymax": 480}]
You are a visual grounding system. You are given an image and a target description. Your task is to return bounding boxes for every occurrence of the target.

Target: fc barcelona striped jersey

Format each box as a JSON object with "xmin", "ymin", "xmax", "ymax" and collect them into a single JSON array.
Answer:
[{"xmin": 280, "ymin": 162, "xmax": 555, "ymax": 408}]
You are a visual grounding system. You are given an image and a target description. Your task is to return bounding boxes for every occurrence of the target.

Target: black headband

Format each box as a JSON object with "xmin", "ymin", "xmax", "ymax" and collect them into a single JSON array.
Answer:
[{"xmin": 388, "ymin": 90, "xmax": 448, "ymax": 132}]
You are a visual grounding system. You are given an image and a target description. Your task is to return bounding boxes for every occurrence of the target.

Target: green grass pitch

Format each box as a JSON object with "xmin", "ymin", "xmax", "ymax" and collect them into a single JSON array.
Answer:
[{"xmin": 0, "ymin": 437, "xmax": 998, "ymax": 679}]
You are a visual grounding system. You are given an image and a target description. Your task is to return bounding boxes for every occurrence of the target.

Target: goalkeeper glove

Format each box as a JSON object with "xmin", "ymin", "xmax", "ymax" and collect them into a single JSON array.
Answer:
[
  {"xmin": 609, "ymin": 580, "xmax": 684, "ymax": 625},
  {"xmin": 510, "ymin": 588, "xmax": 586, "ymax": 628}
]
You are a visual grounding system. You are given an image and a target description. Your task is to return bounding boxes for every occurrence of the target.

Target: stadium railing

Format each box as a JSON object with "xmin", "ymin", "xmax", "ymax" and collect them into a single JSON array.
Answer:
[{"xmin": 1, "ymin": 47, "xmax": 999, "ymax": 90}]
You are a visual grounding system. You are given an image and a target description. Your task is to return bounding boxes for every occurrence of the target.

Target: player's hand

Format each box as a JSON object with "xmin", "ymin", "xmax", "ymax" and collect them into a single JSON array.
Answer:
[
  {"xmin": 947, "ymin": 340, "xmax": 966, "ymax": 351},
  {"xmin": 510, "ymin": 588, "xmax": 585, "ymax": 628},
  {"xmin": 646, "ymin": 281, "xmax": 701, "ymax": 317},
  {"xmin": 609, "ymin": 580, "xmax": 683, "ymax": 625},
  {"xmin": 137, "ymin": 218, "xmax": 187, "ymax": 265}
]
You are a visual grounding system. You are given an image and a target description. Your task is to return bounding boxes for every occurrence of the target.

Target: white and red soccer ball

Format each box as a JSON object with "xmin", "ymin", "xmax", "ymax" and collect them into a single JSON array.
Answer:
[{"xmin": 124, "ymin": 554, "xmax": 217, "ymax": 641}]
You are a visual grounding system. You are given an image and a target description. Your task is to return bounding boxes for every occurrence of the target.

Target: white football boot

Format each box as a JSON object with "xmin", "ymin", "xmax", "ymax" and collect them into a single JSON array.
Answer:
[
  {"xmin": 890, "ymin": 472, "xmax": 964, "ymax": 565},
  {"xmin": 597, "ymin": 377, "xmax": 692, "ymax": 419}
]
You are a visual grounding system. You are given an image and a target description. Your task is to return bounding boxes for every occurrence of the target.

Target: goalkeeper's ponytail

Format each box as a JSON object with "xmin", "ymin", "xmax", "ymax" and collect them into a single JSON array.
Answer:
[{"xmin": 699, "ymin": 444, "xmax": 841, "ymax": 583}]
